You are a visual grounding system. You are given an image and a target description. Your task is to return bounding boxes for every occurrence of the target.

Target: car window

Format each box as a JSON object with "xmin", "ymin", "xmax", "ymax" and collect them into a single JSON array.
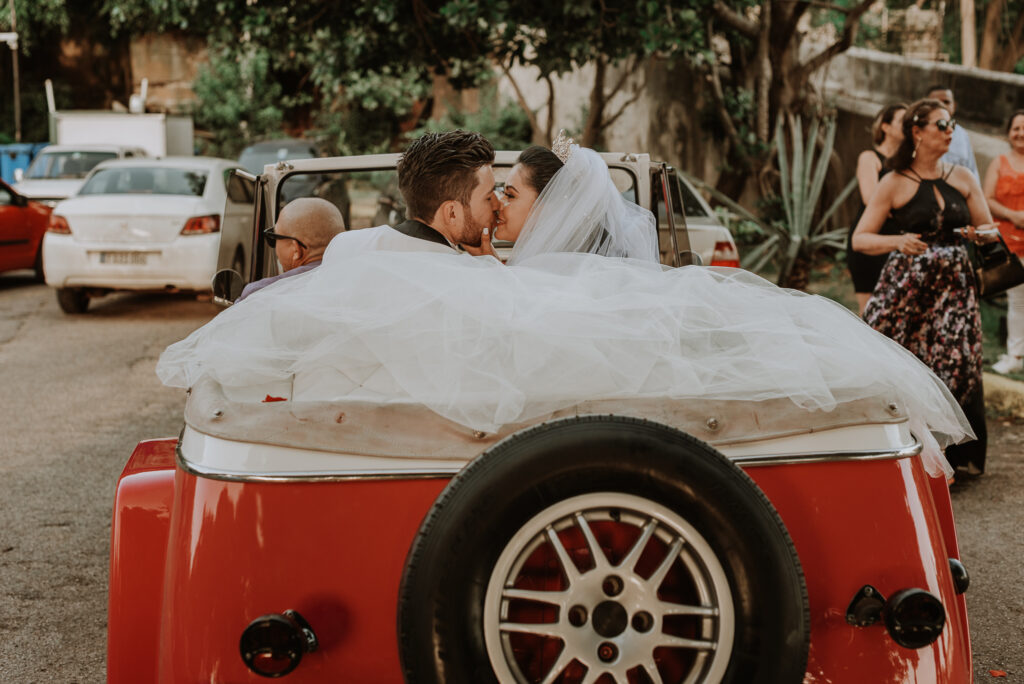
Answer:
[
  {"xmin": 25, "ymin": 151, "xmax": 118, "ymax": 180},
  {"xmin": 274, "ymin": 165, "xmax": 638, "ymax": 232},
  {"xmin": 225, "ymin": 170, "xmax": 255, "ymax": 203},
  {"xmin": 673, "ymin": 173, "xmax": 710, "ymax": 218},
  {"xmin": 79, "ymin": 167, "xmax": 209, "ymax": 196},
  {"xmin": 0, "ymin": 187, "xmax": 10, "ymax": 205}
]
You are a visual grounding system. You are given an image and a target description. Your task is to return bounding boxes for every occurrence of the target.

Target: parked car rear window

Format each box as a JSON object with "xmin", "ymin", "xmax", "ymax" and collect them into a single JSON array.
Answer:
[
  {"xmin": 26, "ymin": 151, "xmax": 118, "ymax": 180},
  {"xmin": 79, "ymin": 168, "xmax": 209, "ymax": 197}
]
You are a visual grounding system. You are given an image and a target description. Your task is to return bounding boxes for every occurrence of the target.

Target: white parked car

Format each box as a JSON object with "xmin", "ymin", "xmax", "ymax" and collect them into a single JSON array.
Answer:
[
  {"xmin": 13, "ymin": 144, "xmax": 148, "ymax": 207},
  {"xmin": 42, "ymin": 157, "xmax": 255, "ymax": 314}
]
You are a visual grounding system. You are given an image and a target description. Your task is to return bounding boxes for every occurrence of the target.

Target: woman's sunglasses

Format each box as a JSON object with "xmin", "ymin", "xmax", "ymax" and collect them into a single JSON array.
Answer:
[
  {"xmin": 927, "ymin": 118, "xmax": 957, "ymax": 132},
  {"xmin": 263, "ymin": 229, "xmax": 307, "ymax": 249}
]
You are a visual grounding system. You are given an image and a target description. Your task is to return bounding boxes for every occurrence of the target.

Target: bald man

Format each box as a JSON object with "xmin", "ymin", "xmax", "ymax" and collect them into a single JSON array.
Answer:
[{"xmin": 236, "ymin": 197, "xmax": 346, "ymax": 302}]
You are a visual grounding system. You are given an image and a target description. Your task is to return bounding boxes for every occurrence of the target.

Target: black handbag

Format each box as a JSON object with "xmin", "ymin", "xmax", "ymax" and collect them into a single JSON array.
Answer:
[{"xmin": 971, "ymin": 232, "xmax": 1024, "ymax": 298}]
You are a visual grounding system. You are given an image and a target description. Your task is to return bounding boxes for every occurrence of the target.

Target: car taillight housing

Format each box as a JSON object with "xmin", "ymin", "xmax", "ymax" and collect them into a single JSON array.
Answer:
[
  {"xmin": 181, "ymin": 215, "xmax": 220, "ymax": 235},
  {"xmin": 47, "ymin": 214, "xmax": 71, "ymax": 234},
  {"xmin": 710, "ymin": 240, "xmax": 740, "ymax": 268}
]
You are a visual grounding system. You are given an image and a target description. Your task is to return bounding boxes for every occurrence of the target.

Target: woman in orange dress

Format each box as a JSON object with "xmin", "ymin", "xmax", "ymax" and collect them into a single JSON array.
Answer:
[{"xmin": 983, "ymin": 110, "xmax": 1024, "ymax": 375}]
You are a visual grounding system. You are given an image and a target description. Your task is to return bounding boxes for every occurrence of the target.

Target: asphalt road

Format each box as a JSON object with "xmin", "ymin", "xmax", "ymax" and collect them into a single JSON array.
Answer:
[{"xmin": 0, "ymin": 272, "xmax": 1021, "ymax": 682}]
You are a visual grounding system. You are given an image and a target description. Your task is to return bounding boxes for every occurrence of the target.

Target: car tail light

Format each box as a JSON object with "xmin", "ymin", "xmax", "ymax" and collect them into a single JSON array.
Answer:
[
  {"xmin": 181, "ymin": 215, "xmax": 220, "ymax": 235},
  {"xmin": 240, "ymin": 610, "xmax": 318, "ymax": 677},
  {"xmin": 47, "ymin": 214, "xmax": 71, "ymax": 234},
  {"xmin": 709, "ymin": 240, "xmax": 740, "ymax": 267}
]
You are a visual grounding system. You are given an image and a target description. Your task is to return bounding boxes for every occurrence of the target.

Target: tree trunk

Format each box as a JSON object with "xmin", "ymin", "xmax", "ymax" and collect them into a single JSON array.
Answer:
[
  {"xmin": 977, "ymin": 0, "xmax": 1003, "ymax": 70},
  {"xmin": 961, "ymin": 0, "xmax": 977, "ymax": 67},
  {"xmin": 581, "ymin": 57, "xmax": 607, "ymax": 149}
]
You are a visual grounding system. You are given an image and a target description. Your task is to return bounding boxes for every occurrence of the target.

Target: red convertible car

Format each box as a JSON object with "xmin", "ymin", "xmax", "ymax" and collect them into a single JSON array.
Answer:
[
  {"xmin": 108, "ymin": 152, "xmax": 971, "ymax": 683},
  {"xmin": 0, "ymin": 177, "xmax": 51, "ymax": 279}
]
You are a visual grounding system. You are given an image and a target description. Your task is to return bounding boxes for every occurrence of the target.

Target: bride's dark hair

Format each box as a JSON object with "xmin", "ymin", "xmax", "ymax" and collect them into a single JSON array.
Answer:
[{"xmin": 516, "ymin": 146, "xmax": 564, "ymax": 194}]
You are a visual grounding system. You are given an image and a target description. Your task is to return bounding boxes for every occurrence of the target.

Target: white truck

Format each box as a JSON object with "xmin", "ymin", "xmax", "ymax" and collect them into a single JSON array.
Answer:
[{"xmin": 14, "ymin": 111, "xmax": 193, "ymax": 206}]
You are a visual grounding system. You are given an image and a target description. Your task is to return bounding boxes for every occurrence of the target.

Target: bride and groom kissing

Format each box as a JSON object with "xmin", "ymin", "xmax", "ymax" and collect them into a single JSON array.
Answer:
[
  {"xmin": 327, "ymin": 128, "xmax": 659, "ymax": 264},
  {"xmin": 158, "ymin": 128, "xmax": 972, "ymax": 480}
]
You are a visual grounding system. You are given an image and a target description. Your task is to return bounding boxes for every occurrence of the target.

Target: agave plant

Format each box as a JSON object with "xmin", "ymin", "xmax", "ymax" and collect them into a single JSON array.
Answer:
[{"xmin": 682, "ymin": 115, "xmax": 856, "ymax": 289}]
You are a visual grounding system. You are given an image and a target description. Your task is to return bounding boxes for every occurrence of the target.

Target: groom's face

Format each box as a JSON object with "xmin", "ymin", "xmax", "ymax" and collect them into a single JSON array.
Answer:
[{"xmin": 455, "ymin": 165, "xmax": 499, "ymax": 247}]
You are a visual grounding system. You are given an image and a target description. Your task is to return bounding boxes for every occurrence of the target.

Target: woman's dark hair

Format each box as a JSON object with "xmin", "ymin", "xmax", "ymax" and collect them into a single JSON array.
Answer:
[
  {"xmin": 888, "ymin": 98, "xmax": 948, "ymax": 171},
  {"xmin": 1006, "ymin": 110, "xmax": 1024, "ymax": 133},
  {"xmin": 515, "ymin": 145, "xmax": 564, "ymax": 194},
  {"xmin": 397, "ymin": 130, "xmax": 495, "ymax": 222},
  {"xmin": 871, "ymin": 103, "xmax": 907, "ymax": 146}
]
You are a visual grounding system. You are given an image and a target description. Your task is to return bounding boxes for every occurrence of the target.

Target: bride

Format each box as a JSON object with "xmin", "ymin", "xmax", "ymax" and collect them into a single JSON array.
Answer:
[{"xmin": 157, "ymin": 135, "xmax": 972, "ymax": 477}]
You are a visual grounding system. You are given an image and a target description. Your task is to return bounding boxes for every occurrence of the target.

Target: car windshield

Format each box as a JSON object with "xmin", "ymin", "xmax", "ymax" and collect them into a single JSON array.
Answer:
[
  {"xmin": 239, "ymin": 145, "xmax": 316, "ymax": 175},
  {"xmin": 78, "ymin": 167, "xmax": 209, "ymax": 196},
  {"xmin": 25, "ymin": 151, "xmax": 118, "ymax": 180}
]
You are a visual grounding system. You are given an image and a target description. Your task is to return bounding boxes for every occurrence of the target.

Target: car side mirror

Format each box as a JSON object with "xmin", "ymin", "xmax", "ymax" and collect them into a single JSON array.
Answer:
[
  {"xmin": 678, "ymin": 250, "xmax": 703, "ymax": 267},
  {"xmin": 212, "ymin": 268, "xmax": 244, "ymax": 305},
  {"xmin": 13, "ymin": 168, "xmax": 23, "ymax": 183}
]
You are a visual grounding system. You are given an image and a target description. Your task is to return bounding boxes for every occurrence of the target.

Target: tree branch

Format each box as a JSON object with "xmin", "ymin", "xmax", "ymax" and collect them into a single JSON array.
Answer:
[
  {"xmin": 499, "ymin": 60, "xmax": 540, "ymax": 138},
  {"xmin": 704, "ymin": 20, "xmax": 750, "ymax": 170},
  {"xmin": 602, "ymin": 62, "xmax": 648, "ymax": 129},
  {"xmin": 798, "ymin": 0, "xmax": 874, "ymax": 76},
  {"xmin": 755, "ymin": 0, "xmax": 772, "ymax": 142},
  {"xmin": 543, "ymin": 72, "xmax": 556, "ymax": 145},
  {"xmin": 711, "ymin": 0, "xmax": 759, "ymax": 39}
]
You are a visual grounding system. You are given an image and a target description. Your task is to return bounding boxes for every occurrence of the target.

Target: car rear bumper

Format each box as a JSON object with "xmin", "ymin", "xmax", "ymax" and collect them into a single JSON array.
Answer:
[{"xmin": 42, "ymin": 232, "xmax": 218, "ymax": 291}]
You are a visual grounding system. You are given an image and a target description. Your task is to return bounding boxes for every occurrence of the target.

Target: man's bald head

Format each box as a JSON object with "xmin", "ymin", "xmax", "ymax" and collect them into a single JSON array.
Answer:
[{"xmin": 274, "ymin": 197, "xmax": 346, "ymax": 271}]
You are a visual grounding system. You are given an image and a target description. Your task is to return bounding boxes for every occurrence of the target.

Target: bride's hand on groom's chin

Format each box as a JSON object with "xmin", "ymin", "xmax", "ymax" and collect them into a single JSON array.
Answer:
[{"xmin": 461, "ymin": 228, "xmax": 499, "ymax": 258}]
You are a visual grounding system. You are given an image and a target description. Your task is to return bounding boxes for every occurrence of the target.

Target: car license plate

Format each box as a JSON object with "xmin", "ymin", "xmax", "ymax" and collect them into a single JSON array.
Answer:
[{"xmin": 99, "ymin": 252, "xmax": 147, "ymax": 265}]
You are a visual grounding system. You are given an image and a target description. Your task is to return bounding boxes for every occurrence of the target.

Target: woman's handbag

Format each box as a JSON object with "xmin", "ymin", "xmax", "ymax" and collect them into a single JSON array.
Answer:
[{"xmin": 971, "ymin": 232, "xmax": 1024, "ymax": 298}]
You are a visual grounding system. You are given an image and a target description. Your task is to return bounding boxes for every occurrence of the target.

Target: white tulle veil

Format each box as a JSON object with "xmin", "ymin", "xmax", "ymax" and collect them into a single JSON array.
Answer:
[
  {"xmin": 508, "ymin": 144, "xmax": 659, "ymax": 264},
  {"xmin": 156, "ymin": 141, "xmax": 974, "ymax": 481}
]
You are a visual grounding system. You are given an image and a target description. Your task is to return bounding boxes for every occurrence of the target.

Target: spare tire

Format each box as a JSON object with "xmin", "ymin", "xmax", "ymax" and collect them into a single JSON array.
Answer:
[{"xmin": 397, "ymin": 415, "xmax": 809, "ymax": 683}]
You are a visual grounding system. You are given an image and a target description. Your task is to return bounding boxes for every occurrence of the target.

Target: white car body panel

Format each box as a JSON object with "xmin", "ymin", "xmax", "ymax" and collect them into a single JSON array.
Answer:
[{"xmin": 42, "ymin": 157, "xmax": 251, "ymax": 293}]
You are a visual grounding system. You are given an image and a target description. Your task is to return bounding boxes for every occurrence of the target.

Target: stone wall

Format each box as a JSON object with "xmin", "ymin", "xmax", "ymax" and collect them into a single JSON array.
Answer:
[{"xmin": 129, "ymin": 33, "xmax": 208, "ymax": 114}]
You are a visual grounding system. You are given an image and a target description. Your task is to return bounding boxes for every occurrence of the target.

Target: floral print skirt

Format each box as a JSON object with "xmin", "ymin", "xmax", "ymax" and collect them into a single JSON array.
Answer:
[{"xmin": 864, "ymin": 244, "xmax": 982, "ymax": 406}]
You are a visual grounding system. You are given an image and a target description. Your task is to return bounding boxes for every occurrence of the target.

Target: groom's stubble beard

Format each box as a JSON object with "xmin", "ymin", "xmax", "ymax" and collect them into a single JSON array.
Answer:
[{"xmin": 456, "ymin": 208, "xmax": 490, "ymax": 248}]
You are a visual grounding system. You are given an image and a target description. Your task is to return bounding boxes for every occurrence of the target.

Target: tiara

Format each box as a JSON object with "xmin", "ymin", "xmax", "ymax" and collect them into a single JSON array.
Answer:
[{"xmin": 551, "ymin": 129, "xmax": 574, "ymax": 164}]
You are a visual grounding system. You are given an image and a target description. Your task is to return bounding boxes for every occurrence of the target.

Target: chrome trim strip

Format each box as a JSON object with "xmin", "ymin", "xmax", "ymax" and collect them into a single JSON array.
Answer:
[
  {"xmin": 732, "ymin": 442, "xmax": 922, "ymax": 467},
  {"xmin": 176, "ymin": 440, "xmax": 923, "ymax": 483}
]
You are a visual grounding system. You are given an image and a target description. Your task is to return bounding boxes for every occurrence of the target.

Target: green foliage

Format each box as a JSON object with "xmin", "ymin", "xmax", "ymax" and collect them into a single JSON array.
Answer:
[
  {"xmin": 681, "ymin": 116, "xmax": 857, "ymax": 288},
  {"xmin": 191, "ymin": 48, "xmax": 284, "ymax": 158},
  {"xmin": 415, "ymin": 86, "xmax": 533, "ymax": 151}
]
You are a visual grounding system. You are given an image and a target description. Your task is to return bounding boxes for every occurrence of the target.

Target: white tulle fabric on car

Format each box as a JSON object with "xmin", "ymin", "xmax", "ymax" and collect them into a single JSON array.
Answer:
[
  {"xmin": 507, "ymin": 145, "xmax": 659, "ymax": 264},
  {"xmin": 157, "ymin": 250, "xmax": 971, "ymax": 478}
]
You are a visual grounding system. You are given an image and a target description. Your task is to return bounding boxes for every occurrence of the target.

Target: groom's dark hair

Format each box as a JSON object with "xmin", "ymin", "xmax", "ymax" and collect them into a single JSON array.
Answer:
[{"xmin": 398, "ymin": 130, "xmax": 496, "ymax": 222}]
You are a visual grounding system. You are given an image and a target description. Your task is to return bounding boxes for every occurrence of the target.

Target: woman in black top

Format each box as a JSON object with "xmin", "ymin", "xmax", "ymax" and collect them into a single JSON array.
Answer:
[
  {"xmin": 852, "ymin": 98, "xmax": 999, "ymax": 476},
  {"xmin": 847, "ymin": 103, "xmax": 906, "ymax": 315}
]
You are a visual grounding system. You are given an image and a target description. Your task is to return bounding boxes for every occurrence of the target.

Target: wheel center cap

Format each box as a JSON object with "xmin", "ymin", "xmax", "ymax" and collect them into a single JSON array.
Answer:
[{"xmin": 592, "ymin": 600, "xmax": 628, "ymax": 638}]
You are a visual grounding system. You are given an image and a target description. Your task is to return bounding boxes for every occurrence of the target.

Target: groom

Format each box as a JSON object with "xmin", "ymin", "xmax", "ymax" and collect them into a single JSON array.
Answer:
[{"xmin": 323, "ymin": 130, "xmax": 499, "ymax": 258}]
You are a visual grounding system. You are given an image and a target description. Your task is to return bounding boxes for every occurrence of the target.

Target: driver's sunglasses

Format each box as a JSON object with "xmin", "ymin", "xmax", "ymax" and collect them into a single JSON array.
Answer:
[
  {"xmin": 929, "ymin": 118, "xmax": 957, "ymax": 132},
  {"xmin": 263, "ymin": 229, "xmax": 307, "ymax": 249}
]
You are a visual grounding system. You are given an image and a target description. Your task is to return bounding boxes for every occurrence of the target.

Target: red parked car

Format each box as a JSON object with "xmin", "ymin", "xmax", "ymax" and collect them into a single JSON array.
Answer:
[
  {"xmin": 0, "ymin": 177, "xmax": 51, "ymax": 279},
  {"xmin": 108, "ymin": 152, "xmax": 971, "ymax": 683}
]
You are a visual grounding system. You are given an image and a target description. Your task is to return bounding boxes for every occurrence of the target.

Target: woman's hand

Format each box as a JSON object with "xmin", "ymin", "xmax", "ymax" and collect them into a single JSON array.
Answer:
[
  {"xmin": 461, "ymin": 226, "xmax": 499, "ymax": 258},
  {"xmin": 894, "ymin": 233, "xmax": 928, "ymax": 256}
]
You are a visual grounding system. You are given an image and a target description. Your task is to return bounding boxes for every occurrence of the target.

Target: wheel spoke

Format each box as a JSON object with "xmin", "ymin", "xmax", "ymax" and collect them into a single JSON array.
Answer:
[
  {"xmin": 502, "ymin": 587, "xmax": 568, "ymax": 606},
  {"xmin": 574, "ymin": 512, "xmax": 610, "ymax": 570},
  {"xmin": 539, "ymin": 651, "xmax": 575, "ymax": 684},
  {"xmin": 661, "ymin": 602, "xmax": 718, "ymax": 617},
  {"xmin": 579, "ymin": 666, "xmax": 605, "ymax": 684},
  {"xmin": 657, "ymin": 634, "xmax": 716, "ymax": 651},
  {"xmin": 647, "ymin": 538, "xmax": 684, "ymax": 589},
  {"xmin": 637, "ymin": 661, "xmax": 665, "ymax": 684},
  {"xmin": 618, "ymin": 518, "xmax": 657, "ymax": 572},
  {"xmin": 546, "ymin": 525, "xmax": 582, "ymax": 583},
  {"xmin": 499, "ymin": 621, "xmax": 566, "ymax": 639}
]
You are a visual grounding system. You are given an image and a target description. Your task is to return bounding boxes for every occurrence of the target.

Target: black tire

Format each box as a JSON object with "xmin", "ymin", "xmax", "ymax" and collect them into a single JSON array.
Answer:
[
  {"xmin": 32, "ymin": 245, "xmax": 45, "ymax": 283},
  {"xmin": 398, "ymin": 415, "xmax": 809, "ymax": 684},
  {"xmin": 56, "ymin": 287, "xmax": 89, "ymax": 314}
]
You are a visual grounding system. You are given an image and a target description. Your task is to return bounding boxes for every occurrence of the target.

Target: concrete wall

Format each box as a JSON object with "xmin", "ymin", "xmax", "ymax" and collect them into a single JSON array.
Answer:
[{"xmin": 129, "ymin": 33, "xmax": 207, "ymax": 114}]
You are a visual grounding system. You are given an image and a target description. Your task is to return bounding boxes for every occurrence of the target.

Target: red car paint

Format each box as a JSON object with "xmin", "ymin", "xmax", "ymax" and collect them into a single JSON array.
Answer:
[{"xmin": 108, "ymin": 439, "xmax": 971, "ymax": 683}]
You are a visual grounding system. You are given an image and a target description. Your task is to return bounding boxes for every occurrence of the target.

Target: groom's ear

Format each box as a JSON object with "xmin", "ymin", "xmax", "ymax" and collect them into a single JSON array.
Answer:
[{"xmin": 436, "ymin": 199, "xmax": 462, "ymax": 229}]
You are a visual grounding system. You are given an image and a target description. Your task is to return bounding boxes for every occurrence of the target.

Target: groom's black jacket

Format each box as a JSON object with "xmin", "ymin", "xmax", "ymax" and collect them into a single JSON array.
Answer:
[{"xmin": 390, "ymin": 220, "xmax": 452, "ymax": 248}]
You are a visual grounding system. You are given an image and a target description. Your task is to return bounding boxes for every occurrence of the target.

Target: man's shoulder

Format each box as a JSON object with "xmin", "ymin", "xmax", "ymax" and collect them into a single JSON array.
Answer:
[{"xmin": 324, "ymin": 224, "xmax": 456, "ymax": 260}]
